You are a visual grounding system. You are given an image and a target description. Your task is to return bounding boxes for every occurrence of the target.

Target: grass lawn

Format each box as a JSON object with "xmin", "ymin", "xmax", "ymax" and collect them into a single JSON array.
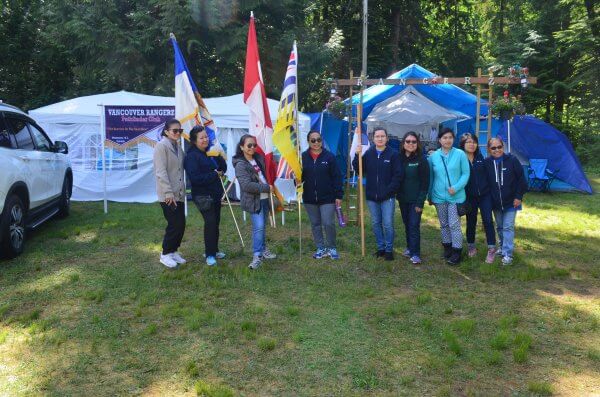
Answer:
[{"xmin": 1, "ymin": 174, "xmax": 599, "ymax": 396}]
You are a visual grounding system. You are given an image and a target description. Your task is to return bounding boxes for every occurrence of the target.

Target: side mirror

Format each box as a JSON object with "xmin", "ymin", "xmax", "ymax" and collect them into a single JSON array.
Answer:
[{"xmin": 54, "ymin": 141, "xmax": 68, "ymax": 154}]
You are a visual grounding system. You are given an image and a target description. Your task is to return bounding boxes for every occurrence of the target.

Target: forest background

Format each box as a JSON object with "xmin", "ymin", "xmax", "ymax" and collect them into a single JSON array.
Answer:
[{"xmin": 1, "ymin": 0, "xmax": 598, "ymax": 166}]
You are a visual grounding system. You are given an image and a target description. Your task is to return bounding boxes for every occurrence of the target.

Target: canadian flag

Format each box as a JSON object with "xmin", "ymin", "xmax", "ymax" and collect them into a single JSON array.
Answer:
[{"xmin": 243, "ymin": 12, "xmax": 277, "ymax": 185}]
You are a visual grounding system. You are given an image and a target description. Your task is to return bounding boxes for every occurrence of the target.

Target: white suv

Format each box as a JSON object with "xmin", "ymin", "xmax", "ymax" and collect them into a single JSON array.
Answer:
[{"xmin": 0, "ymin": 103, "xmax": 72, "ymax": 258}]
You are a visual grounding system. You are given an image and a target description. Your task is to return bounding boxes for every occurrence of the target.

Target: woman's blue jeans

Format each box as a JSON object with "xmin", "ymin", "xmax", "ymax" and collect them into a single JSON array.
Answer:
[
  {"xmin": 250, "ymin": 199, "xmax": 270, "ymax": 256},
  {"xmin": 366, "ymin": 198, "xmax": 395, "ymax": 252}
]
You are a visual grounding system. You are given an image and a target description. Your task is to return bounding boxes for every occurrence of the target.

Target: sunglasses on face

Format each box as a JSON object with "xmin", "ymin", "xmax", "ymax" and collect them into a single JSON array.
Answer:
[
  {"xmin": 310, "ymin": 138, "xmax": 322, "ymax": 143},
  {"xmin": 169, "ymin": 128, "xmax": 184, "ymax": 134},
  {"xmin": 489, "ymin": 145, "xmax": 503, "ymax": 151},
  {"xmin": 245, "ymin": 143, "xmax": 257, "ymax": 149},
  {"xmin": 404, "ymin": 140, "xmax": 417, "ymax": 144}
]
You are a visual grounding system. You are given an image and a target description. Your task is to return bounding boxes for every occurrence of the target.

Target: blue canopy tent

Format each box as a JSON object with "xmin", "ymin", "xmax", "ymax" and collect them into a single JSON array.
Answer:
[
  {"xmin": 348, "ymin": 63, "xmax": 489, "ymax": 119},
  {"xmin": 321, "ymin": 63, "xmax": 591, "ymax": 193},
  {"xmin": 498, "ymin": 116, "xmax": 593, "ymax": 194}
]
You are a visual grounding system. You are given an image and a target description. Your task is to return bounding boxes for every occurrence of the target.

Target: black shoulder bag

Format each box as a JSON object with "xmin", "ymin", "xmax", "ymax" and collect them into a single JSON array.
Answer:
[{"xmin": 441, "ymin": 157, "xmax": 472, "ymax": 217}]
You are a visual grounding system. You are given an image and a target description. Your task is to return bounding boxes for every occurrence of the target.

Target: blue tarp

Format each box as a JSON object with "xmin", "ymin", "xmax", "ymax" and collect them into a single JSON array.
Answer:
[
  {"xmin": 347, "ymin": 64, "xmax": 488, "ymax": 119},
  {"xmin": 498, "ymin": 116, "xmax": 593, "ymax": 194}
]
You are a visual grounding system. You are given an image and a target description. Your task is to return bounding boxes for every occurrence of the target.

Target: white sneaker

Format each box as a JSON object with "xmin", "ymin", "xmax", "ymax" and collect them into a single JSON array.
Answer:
[
  {"xmin": 160, "ymin": 254, "xmax": 178, "ymax": 268},
  {"xmin": 248, "ymin": 255, "xmax": 262, "ymax": 270},
  {"xmin": 261, "ymin": 248, "xmax": 277, "ymax": 260},
  {"xmin": 502, "ymin": 255, "xmax": 513, "ymax": 265},
  {"xmin": 216, "ymin": 252, "xmax": 226, "ymax": 259},
  {"xmin": 171, "ymin": 252, "xmax": 187, "ymax": 264}
]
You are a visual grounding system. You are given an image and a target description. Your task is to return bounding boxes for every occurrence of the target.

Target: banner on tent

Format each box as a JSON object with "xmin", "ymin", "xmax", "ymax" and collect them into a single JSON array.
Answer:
[{"xmin": 104, "ymin": 105, "xmax": 175, "ymax": 149}]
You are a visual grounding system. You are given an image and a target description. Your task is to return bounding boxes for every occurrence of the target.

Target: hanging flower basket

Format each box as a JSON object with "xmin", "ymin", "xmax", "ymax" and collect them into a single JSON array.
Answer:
[
  {"xmin": 326, "ymin": 97, "xmax": 347, "ymax": 119},
  {"xmin": 491, "ymin": 95, "xmax": 525, "ymax": 120}
]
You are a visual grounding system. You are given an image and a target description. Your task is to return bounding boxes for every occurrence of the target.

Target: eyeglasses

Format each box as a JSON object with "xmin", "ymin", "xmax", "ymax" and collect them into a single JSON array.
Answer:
[
  {"xmin": 489, "ymin": 145, "xmax": 503, "ymax": 151},
  {"xmin": 310, "ymin": 138, "xmax": 322, "ymax": 143},
  {"xmin": 246, "ymin": 143, "xmax": 257, "ymax": 149},
  {"xmin": 404, "ymin": 140, "xmax": 417, "ymax": 144},
  {"xmin": 169, "ymin": 128, "xmax": 184, "ymax": 134}
]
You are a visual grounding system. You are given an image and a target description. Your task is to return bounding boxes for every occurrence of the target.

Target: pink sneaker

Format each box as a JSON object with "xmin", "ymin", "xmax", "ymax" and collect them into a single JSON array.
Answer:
[
  {"xmin": 485, "ymin": 248, "xmax": 496, "ymax": 264},
  {"xmin": 468, "ymin": 246, "xmax": 477, "ymax": 258}
]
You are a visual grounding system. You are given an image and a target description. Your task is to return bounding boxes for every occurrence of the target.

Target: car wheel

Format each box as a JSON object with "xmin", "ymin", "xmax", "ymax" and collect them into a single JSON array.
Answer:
[
  {"xmin": 57, "ymin": 174, "xmax": 72, "ymax": 218},
  {"xmin": 1, "ymin": 195, "xmax": 26, "ymax": 258}
]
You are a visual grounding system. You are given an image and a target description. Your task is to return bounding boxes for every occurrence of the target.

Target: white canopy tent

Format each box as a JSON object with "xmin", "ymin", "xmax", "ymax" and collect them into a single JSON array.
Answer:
[
  {"xmin": 365, "ymin": 86, "xmax": 466, "ymax": 143},
  {"xmin": 29, "ymin": 91, "xmax": 310, "ymax": 203}
]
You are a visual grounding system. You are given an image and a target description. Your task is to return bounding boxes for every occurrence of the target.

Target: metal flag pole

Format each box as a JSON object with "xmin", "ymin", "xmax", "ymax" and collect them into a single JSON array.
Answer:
[
  {"xmin": 219, "ymin": 176, "xmax": 245, "ymax": 247},
  {"xmin": 357, "ymin": 78, "xmax": 366, "ymax": 257},
  {"xmin": 293, "ymin": 40, "xmax": 302, "ymax": 258},
  {"xmin": 98, "ymin": 104, "xmax": 108, "ymax": 214},
  {"xmin": 362, "ymin": 0, "xmax": 368, "ymax": 77}
]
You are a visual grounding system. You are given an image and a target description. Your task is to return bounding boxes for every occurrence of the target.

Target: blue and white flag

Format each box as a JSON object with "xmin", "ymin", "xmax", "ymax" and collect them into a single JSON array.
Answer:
[{"xmin": 170, "ymin": 33, "xmax": 224, "ymax": 157}]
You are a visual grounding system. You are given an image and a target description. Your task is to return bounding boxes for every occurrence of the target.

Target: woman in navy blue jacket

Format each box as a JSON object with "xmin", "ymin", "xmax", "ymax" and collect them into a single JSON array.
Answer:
[
  {"xmin": 301, "ymin": 131, "xmax": 343, "ymax": 260},
  {"xmin": 184, "ymin": 125, "xmax": 227, "ymax": 266},
  {"xmin": 352, "ymin": 127, "xmax": 403, "ymax": 260},
  {"xmin": 459, "ymin": 133, "xmax": 496, "ymax": 263},
  {"xmin": 484, "ymin": 137, "xmax": 527, "ymax": 265}
]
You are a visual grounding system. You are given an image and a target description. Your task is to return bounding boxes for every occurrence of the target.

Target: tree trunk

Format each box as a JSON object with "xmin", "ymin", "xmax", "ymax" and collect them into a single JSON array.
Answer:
[
  {"xmin": 545, "ymin": 97, "xmax": 551, "ymax": 122},
  {"xmin": 391, "ymin": 7, "xmax": 401, "ymax": 70},
  {"xmin": 498, "ymin": 0, "xmax": 505, "ymax": 38}
]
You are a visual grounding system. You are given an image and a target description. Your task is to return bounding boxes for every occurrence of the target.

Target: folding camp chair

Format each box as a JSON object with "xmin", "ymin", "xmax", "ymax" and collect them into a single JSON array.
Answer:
[{"xmin": 528, "ymin": 159, "xmax": 558, "ymax": 192}]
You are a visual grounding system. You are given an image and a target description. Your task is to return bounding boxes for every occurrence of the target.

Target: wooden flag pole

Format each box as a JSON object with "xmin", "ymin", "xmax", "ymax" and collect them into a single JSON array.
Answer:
[
  {"xmin": 357, "ymin": 76, "xmax": 366, "ymax": 257},
  {"xmin": 475, "ymin": 68, "xmax": 482, "ymax": 139},
  {"xmin": 487, "ymin": 69, "xmax": 494, "ymax": 140},
  {"xmin": 269, "ymin": 192, "xmax": 276, "ymax": 228}
]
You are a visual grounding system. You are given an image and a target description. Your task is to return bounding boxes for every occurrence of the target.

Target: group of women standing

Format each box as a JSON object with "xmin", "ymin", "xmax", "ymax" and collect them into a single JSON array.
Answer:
[{"xmin": 153, "ymin": 118, "xmax": 526, "ymax": 270}]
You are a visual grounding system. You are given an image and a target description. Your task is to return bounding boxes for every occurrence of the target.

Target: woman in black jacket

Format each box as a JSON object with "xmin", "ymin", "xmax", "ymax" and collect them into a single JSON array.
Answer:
[
  {"xmin": 352, "ymin": 127, "xmax": 403, "ymax": 260},
  {"xmin": 397, "ymin": 131, "xmax": 429, "ymax": 265},
  {"xmin": 484, "ymin": 137, "xmax": 527, "ymax": 266},
  {"xmin": 459, "ymin": 133, "xmax": 496, "ymax": 263},
  {"xmin": 301, "ymin": 131, "xmax": 343, "ymax": 260},
  {"xmin": 183, "ymin": 125, "xmax": 227, "ymax": 266}
]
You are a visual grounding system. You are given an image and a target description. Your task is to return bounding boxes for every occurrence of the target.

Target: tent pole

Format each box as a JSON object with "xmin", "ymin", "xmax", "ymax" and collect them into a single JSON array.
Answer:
[
  {"xmin": 487, "ymin": 70, "xmax": 493, "ymax": 140},
  {"xmin": 99, "ymin": 104, "xmax": 108, "ymax": 214},
  {"xmin": 507, "ymin": 119, "xmax": 511, "ymax": 153}
]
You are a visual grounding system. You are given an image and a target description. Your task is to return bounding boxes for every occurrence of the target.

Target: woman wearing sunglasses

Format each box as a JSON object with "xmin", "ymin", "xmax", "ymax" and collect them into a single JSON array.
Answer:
[
  {"xmin": 153, "ymin": 118, "xmax": 187, "ymax": 268},
  {"xmin": 428, "ymin": 127, "xmax": 470, "ymax": 265},
  {"xmin": 352, "ymin": 127, "xmax": 403, "ymax": 261},
  {"xmin": 233, "ymin": 134, "xmax": 276, "ymax": 270},
  {"xmin": 184, "ymin": 125, "xmax": 228, "ymax": 266},
  {"xmin": 459, "ymin": 133, "xmax": 497, "ymax": 263},
  {"xmin": 484, "ymin": 137, "xmax": 527, "ymax": 265},
  {"xmin": 397, "ymin": 131, "xmax": 429, "ymax": 265},
  {"xmin": 301, "ymin": 131, "xmax": 343, "ymax": 260}
]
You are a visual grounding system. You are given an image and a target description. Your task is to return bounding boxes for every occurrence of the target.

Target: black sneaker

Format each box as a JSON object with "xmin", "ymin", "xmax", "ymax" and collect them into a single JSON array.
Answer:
[
  {"xmin": 384, "ymin": 252, "xmax": 394, "ymax": 261},
  {"xmin": 374, "ymin": 250, "xmax": 385, "ymax": 258},
  {"xmin": 447, "ymin": 248, "xmax": 462, "ymax": 266}
]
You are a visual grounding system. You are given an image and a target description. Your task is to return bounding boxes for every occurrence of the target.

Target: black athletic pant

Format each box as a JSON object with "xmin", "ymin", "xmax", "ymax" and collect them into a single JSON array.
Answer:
[
  {"xmin": 160, "ymin": 201, "xmax": 186, "ymax": 255},
  {"xmin": 198, "ymin": 200, "xmax": 222, "ymax": 257}
]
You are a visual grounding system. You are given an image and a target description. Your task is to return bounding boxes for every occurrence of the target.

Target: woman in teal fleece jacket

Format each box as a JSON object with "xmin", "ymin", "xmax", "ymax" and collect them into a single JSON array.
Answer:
[{"xmin": 428, "ymin": 128, "xmax": 470, "ymax": 265}]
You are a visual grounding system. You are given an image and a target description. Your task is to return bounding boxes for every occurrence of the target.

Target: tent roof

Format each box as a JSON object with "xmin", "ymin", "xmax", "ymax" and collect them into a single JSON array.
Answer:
[
  {"xmin": 365, "ymin": 86, "xmax": 465, "ymax": 126},
  {"xmin": 348, "ymin": 64, "xmax": 488, "ymax": 119},
  {"xmin": 498, "ymin": 115, "xmax": 593, "ymax": 194},
  {"xmin": 29, "ymin": 90, "xmax": 310, "ymax": 130}
]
